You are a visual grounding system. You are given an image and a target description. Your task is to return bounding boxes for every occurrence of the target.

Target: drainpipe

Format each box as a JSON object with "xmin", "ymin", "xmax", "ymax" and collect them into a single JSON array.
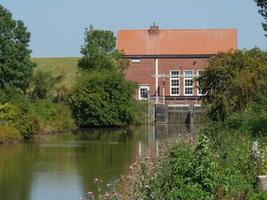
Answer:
[
  {"xmin": 155, "ymin": 58, "xmax": 159, "ymax": 104},
  {"xmin": 162, "ymin": 74, "xmax": 165, "ymax": 105}
]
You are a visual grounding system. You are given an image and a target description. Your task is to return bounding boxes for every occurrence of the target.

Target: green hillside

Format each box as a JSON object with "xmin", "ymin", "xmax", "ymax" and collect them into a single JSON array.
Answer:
[{"xmin": 31, "ymin": 57, "xmax": 80, "ymax": 88}]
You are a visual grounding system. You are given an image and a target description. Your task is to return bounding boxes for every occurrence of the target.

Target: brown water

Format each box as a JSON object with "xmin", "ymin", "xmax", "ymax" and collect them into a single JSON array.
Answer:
[{"xmin": 0, "ymin": 124, "xmax": 195, "ymax": 200}]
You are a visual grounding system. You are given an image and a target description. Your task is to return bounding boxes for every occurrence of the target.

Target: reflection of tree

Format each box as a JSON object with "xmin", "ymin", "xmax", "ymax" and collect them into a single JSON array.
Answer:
[
  {"xmin": 0, "ymin": 145, "xmax": 34, "ymax": 200},
  {"xmin": 76, "ymin": 128, "xmax": 135, "ymax": 142},
  {"xmin": 75, "ymin": 128, "xmax": 139, "ymax": 197}
]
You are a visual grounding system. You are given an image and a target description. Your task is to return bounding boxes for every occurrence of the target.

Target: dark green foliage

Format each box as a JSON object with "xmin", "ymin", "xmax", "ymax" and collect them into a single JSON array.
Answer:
[
  {"xmin": 73, "ymin": 26, "xmax": 138, "ymax": 127},
  {"xmin": 69, "ymin": 71, "xmax": 139, "ymax": 127},
  {"xmin": 255, "ymin": 0, "xmax": 267, "ymax": 36},
  {"xmin": 163, "ymin": 136, "xmax": 218, "ymax": 200},
  {"xmin": 0, "ymin": 5, "xmax": 35, "ymax": 92},
  {"xmin": 198, "ymin": 48, "xmax": 267, "ymax": 121},
  {"xmin": 78, "ymin": 26, "xmax": 127, "ymax": 72}
]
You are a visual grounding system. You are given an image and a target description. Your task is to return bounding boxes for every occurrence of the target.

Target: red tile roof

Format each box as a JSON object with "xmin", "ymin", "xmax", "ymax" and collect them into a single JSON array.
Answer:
[{"xmin": 117, "ymin": 28, "xmax": 237, "ymax": 55}]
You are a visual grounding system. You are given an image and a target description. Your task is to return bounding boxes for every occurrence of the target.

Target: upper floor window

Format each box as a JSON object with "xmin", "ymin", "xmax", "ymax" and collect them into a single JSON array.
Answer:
[
  {"xmin": 170, "ymin": 70, "xmax": 180, "ymax": 96},
  {"xmin": 184, "ymin": 70, "xmax": 193, "ymax": 96}
]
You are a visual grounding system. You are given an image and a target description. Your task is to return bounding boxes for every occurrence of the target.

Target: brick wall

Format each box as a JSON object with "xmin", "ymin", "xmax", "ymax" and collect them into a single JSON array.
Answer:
[{"xmin": 124, "ymin": 57, "xmax": 209, "ymax": 103}]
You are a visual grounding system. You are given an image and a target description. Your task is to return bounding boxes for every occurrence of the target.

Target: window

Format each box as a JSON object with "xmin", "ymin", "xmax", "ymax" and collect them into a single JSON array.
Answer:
[
  {"xmin": 170, "ymin": 70, "xmax": 180, "ymax": 96},
  {"xmin": 131, "ymin": 59, "xmax": 141, "ymax": 63},
  {"xmin": 184, "ymin": 70, "xmax": 193, "ymax": 96},
  {"xmin": 197, "ymin": 70, "xmax": 205, "ymax": 96},
  {"xmin": 138, "ymin": 86, "xmax": 149, "ymax": 100}
]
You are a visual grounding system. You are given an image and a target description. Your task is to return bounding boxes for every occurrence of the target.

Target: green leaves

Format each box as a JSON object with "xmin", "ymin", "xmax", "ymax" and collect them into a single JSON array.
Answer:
[
  {"xmin": 78, "ymin": 26, "xmax": 128, "ymax": 73},
  {"xmin": 71, "ymin": 26, "xmax": 137, "ymax": 127},
  {"xmin": 255, "ymin": 0, "xmax": 267, "ymax": 35},
  {"xmin": 78, "ymin": 26, "xmax": 126, "ymax": 72},
  {"xmin": 69, "ymin": 71, "xmax": 138, "ymax": 127},
  {"xmin": 29, "ymin": 70, "xmax": 65, "ymax": 100},
  {"xmin": 0, "ymin": 5, "xmax": 35, "ymax": 92},
  {"xmin": 198, "ymin": 48, "xmax": 267, "ymax": 121}
]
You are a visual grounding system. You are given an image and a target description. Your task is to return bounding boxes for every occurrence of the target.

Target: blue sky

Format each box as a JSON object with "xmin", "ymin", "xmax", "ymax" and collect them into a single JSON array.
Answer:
[{"xmin": 1, "ymin": 0, "xmax": 267, "ymax": 57}]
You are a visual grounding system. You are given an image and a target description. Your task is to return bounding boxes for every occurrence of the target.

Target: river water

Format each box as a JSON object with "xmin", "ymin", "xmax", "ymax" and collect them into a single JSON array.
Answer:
[{"xmin": 0, "ymin": 124, "xmax": 195, "ymax": 200}]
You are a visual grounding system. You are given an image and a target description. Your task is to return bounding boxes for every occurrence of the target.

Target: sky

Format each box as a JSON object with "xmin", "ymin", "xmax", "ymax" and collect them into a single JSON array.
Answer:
[{"xmin": 1, "ymin": 0, "xmax": 267, "ymax": 57}]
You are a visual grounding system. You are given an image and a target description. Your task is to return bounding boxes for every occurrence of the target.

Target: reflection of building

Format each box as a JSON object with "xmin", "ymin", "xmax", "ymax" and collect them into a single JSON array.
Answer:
[
  {"xmin": 117, "ymin": 25, "xmax": 237, "ymax": 105},
  {"xmin": 137, "ymin": 124, "xmax": 195, "ymax": 156}
]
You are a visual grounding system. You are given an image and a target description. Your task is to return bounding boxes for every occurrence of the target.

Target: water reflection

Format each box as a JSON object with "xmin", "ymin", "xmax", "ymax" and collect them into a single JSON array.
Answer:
[
  {"xmin": 0, "ymin": 124, "xmax": 195, "ymax": 200},
  {"xmin": 0, "ymin": 144, "xmax": 34, "ymax": 200}
]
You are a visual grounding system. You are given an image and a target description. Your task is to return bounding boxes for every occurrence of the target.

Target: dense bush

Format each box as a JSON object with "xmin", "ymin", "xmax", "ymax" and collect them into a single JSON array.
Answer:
[
  {"xmin": 0, "ymin": 94, "xmax": 75, "ymax": 140},
  {"xmin": 0, "ymin": 102, "xmax": 38, "ymax": 139},
  {"xmin": 69, "ymin": 71, "xmax": 139, "ymax": 127},
  {"xmin": 28, "ymin": 99, "xmax": 75, "ymax": 133},
  {"xmin": 198, "ymin": 48, "xmax": 267, "ymax": 121}
]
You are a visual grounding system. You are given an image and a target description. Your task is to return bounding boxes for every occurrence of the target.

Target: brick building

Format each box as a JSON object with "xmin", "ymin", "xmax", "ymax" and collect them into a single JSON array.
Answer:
[{"xmin": 117, "ymin": 26, "xmax": 237, "ymax": 105}]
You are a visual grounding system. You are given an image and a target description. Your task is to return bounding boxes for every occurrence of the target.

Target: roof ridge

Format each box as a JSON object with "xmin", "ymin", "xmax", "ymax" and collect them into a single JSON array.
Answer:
[{"xmin": 118, "ymin": 28, "xmax": 237, "ymax": 32}]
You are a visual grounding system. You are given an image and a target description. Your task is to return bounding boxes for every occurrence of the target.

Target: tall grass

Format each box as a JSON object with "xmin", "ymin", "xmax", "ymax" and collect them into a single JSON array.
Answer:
[
  {"xmin": 0, "ymin": 125, "xmax": 22, "ymax": 143},
  {"xmin": 32, "ymin": 57, "xmax": 80, "ymax": 89}
]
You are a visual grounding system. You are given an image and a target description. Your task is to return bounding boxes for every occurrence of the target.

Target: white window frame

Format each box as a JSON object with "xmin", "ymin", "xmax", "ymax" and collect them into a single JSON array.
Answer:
[
  {"xmin": 131, "ymin": 59, "xmax": 141, "ymax": 63},
  {"xmin": 138, "ymin": 85, "xmax": 150, "ymax": 100},
  {"xmin": 197, "ymin": 70, "xmax": 205, "ymax": 96},
  {"xmin": 183, "ymin": 70, "xmax": 194, "ymax": 96},
  {"xmin": 170, "ymin": 70, "xmax": 180, "ymax": 96}
]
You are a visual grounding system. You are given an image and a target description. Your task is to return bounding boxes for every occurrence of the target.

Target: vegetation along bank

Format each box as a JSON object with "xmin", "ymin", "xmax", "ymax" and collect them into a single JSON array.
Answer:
[{"xmin": 0, "ymin": 5, "xmax": 142, "ymax": 143}]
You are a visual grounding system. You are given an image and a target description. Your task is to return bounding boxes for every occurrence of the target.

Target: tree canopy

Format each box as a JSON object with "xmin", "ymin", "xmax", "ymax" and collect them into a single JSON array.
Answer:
[
  {"xmin": 78, "ymin": 26, "xmax": 127, "ymax": 72},
  {"xmin": 0, "ymin": 5, "xmax": 35, "ymax": 92},
  {"xmin": 255, "ymin": 0, "xmax": 267, "ymax": 35},
  {"xmin": 198, "ymin": 48, "xmax": 267, "ymax": 120},
  {"xmin": 69, "ymin": 26, "xmax": 138, "ymax": 127}
]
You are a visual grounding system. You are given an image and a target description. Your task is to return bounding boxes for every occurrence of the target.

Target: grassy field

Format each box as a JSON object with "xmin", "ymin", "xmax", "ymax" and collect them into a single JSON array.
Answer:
[{"xmin": 31, "ymin": 57, "xmax": 80, "ymax": 88}]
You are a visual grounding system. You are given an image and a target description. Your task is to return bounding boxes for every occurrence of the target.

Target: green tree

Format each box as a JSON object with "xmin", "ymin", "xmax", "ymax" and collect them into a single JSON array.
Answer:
[
  {"xmin": 0, "ymin": 5, "xmax": 35, "ymax": 92},
  {"xmin": 78, "ymin": 26, "xmax": 127, "ymax": 72},
  {"xmin": 70, "ymin": 26, "xmax": 137, "ymax": 127},
  {"xmin": 198, "ymin": 48, "xmax": 267, "ymax": 120},
  {"xmin": 69, "ymin": 71, "xmax": 139, "ymax": 127},
  {"xmin": 255, "ymin": 0, "xmax": 267, "ymax": 35}
]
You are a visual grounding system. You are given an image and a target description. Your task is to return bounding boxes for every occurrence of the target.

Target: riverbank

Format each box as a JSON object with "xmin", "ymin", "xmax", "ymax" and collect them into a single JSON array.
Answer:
[{"xmin": 0, "ymin": 98, "xmax": 75, "ymax": 144}]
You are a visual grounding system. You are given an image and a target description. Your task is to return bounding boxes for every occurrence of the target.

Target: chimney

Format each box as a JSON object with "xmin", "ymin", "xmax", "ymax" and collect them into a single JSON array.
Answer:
[{"xmin": 149, "ymin": 22, "xmax": 159, "ymax": 34}]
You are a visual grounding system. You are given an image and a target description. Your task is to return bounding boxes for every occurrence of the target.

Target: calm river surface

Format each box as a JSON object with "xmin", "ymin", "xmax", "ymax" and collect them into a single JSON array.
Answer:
[{"xmin": 0, "ymin": 124, "xmax": 195, "ymax": 200}]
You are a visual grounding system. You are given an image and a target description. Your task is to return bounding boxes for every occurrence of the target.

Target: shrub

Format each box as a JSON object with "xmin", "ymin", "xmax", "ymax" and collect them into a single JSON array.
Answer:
[
  {"xmin": 29, "ymin": 99, "xmax": 74, "ymax": 133},
  {"xmin": 0, "ymin": 102, "xmax": 38, "ymax": 139},
  {"xmin": 0, "ymin": 124, "xmax": 22, "ymax": 143},
  {"xmin": 123, "ymin": 129, "xmax": 266, "ymax": 200},
  {"xmin": 198, "ymin": 48, "xmax": 267, "ymax": 121},
  {"xmin": 69, "ymin": 71, "xmax": 139, "ymax": 127}
]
